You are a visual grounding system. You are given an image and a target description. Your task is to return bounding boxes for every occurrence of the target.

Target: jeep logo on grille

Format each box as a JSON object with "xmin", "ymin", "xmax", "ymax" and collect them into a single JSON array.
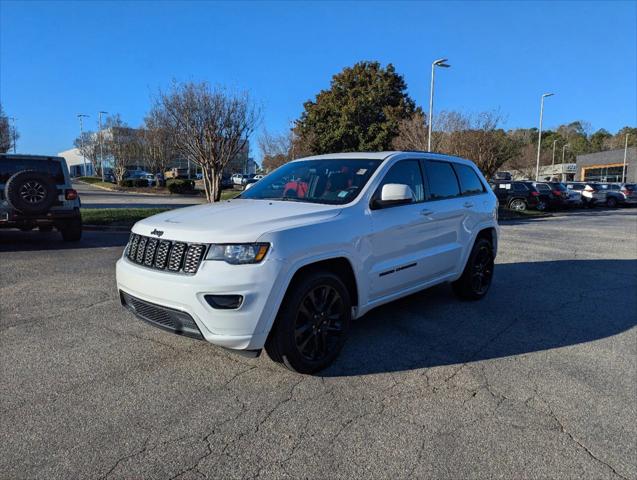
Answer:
[{"xmin": 150, "ymin": 229, "xmax": 164, "ymax": 237}]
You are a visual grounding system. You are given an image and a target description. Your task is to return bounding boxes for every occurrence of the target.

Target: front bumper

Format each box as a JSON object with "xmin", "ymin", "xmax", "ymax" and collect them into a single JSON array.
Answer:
[{"xmin": 116, "ymin": 254, "xmax": 287, "ymax": 351}]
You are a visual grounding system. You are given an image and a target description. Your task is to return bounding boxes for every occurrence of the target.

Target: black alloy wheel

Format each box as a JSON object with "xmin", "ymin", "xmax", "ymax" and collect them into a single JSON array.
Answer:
[
  {"xmin": 266, "ymin": 271, "xmax": 351, "ymax": 374},
  {"xmin": 294, "ymin": 284, "xmax": 346, "ymax": 362},
  {"xmin": 469, "ymin": 244, "xmax": 494, "ymax": 296},
  {"xmin": 453, "ymin": 238, "xmax": 495, "ymax": 300}
]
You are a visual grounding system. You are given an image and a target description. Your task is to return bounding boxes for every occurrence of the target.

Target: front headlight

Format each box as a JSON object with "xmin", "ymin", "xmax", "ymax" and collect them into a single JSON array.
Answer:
[{"xmin": 205, "ymin": 243, "xmax": 270, "ymax": 264}]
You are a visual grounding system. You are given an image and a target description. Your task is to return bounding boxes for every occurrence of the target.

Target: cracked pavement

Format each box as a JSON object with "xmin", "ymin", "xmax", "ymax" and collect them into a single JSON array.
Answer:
[{"xmin": 1, "ymin": 208, "xmax": 636, "ymax": 479}]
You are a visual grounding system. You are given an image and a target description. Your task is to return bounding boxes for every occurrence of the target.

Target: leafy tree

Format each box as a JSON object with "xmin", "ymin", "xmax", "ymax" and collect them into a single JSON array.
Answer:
[
  {"xmin": 295, "ymin": 61, "xmax": 418, "ymax": 154},
  {"xmin": 589, "ymin": 128, "xmax": 612, "ymax": 151}
]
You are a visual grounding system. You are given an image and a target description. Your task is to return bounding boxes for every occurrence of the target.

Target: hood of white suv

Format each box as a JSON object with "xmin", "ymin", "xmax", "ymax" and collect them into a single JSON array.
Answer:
[{"xmin": 132, "ymin": 199, "xmax": 342, "ymax": 243}]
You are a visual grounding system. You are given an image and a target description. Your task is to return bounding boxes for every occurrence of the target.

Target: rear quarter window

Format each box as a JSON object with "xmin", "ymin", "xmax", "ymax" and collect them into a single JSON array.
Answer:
[{"xmin": 453, "ymin": 163, "xmax": 485, "ymax": 195}]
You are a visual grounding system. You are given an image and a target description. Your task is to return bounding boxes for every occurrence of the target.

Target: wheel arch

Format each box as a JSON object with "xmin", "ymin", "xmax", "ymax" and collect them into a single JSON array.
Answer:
[{"xmin": 284, "ymin": 256, "xmax": 359, "ymax": 309}]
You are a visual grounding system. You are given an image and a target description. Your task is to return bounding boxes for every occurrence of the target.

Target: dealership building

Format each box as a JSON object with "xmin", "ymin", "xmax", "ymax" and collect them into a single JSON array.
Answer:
[{"xmin": 575, "ymin": 147, "xmax": 636, "ymax": 183}]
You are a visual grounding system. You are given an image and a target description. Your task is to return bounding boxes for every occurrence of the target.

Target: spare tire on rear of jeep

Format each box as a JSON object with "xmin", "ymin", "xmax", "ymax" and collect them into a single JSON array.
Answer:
[{"xmin": 4, "ymin": 170, "xmax": 58, "ymax": 215}]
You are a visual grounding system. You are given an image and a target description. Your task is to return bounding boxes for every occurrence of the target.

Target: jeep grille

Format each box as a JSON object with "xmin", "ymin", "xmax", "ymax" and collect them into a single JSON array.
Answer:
[{"xmin": 125, "ymin": 234, "xmax": 207, "ymax": 275}]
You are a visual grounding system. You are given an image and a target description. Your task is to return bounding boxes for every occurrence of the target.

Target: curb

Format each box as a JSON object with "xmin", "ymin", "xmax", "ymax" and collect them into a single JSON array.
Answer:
[
  {"xmin": 498, "ymin": 213, "xmax": 553, "ymax": 222},
  {"xmin": 83, "ymin": 224, "xmax": 132, "ymax": 232}
]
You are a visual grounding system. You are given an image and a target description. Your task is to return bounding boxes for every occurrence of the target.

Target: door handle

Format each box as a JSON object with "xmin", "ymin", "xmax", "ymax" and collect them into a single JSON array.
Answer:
[
  {"xmin": 420, "ymin": 209, "xmax": 433, "ymax": 216},
  {"xmin": 463, "ymin": 202, "xmax": 474, "ymax": 208}
]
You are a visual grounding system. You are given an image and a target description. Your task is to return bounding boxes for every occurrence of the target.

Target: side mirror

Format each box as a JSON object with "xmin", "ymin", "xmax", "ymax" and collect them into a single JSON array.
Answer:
[{"xmin": 371, "ymin": 183, "xmax": 415, "ymax": 209}]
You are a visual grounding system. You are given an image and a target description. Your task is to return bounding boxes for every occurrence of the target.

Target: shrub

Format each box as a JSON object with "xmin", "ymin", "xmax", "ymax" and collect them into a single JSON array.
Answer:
[
  {"xmin": 167, "ymin": 179, "xmax": 195, "ymax": 194},
  {"xmin": 134, "ymin": 179, "xmax": 149, "ymax": 188},
  {"xmin": 121, "ymin": 179, "xmax": 135, "ymax": 187}
]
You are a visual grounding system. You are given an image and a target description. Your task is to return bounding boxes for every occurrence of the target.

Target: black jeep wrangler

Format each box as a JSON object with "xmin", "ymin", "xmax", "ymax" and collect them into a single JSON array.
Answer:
[{"xmin": 0, "ymin": 154, "xmax": 82, "ymax": 241}]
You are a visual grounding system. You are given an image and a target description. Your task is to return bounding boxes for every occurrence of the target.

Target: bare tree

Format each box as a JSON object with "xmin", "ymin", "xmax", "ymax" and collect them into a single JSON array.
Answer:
[
  {"xmin": 137, "ymin": 111, "xmax": 175, "ymax": 179},
  {"xmin": 393, "ymin": 110, "xmax": 520, "ymax": 178},
  {"xmin": 392, "ymin": 112, "xmax": 428, "ymax": 151},
  {"xmin": 74, "ymin": 131, "xmax": 101, "ymax": 176},
  {"xmin": 103, "ymin": 114, "xmax": 139, "ymax": 184},
  {"xmin": 0, "ymin": 103, "xmax": 18, "ymax": 153},
  {"xmin": 150, "ymin": 81, "xmax": 261, "ymax": 202},
  {"xmin": 259, "ymin": 128, "xmax": 294, "ymax": 172}
]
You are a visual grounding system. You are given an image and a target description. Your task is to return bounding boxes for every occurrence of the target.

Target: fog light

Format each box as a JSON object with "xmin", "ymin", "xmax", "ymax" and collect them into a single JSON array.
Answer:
[{"xmin": 204, "ymin": 294, "xmax": 243, "ymax": 310}]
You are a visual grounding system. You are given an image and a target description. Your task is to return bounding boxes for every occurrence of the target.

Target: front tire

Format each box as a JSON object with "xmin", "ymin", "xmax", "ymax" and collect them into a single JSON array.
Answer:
[
  {"xmin": 452, "ymin": 238, "xmax": 494, "ymax": 301},
  {"xmin": 266, "ymin": 271, "xmax": 351, "ymax": 374},
  {"xmin": 606, "ymin": 197, "xmax": 618, "ymax": 208}
]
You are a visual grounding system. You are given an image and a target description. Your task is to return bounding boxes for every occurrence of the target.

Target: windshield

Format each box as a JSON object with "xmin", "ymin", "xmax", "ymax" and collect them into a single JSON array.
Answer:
[{"xmin": 239, "ymin": 159, "xmax": 382, "ymax": 205}]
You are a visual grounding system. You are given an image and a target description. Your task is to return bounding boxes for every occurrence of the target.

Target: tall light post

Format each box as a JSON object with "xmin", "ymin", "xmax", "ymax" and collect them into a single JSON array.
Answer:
[
  {"xmin": 623, "ymin": 134, "xmax": 630, "ymax": 183},
  {"xmin": 8, "ymin": 117, "xmax": 17, "ymax": 153},
  {"xmin": 552, "ymin": 139, "xmax": 558, "ymax": 166},
  {"xmin": 535, "ymin": 92, "xmax": 554, "ymax": 181},
  {"xmin": 98, "ymin": 111, "xmax": 108, "ymax": 181},
  {"xmin": 561, "ymin": 143, "xmax": 570, "ymax": 164},
  {"xmin": 77, "ymin": 114, "xmax": 90, "ymax": 176},
  {"xmin": 427, "ymin": 57, "xmax": 451, "ymax": 152}
]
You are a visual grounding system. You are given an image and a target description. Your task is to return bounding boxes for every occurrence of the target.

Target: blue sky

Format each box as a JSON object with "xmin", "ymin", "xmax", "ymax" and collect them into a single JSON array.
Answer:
[{"xmin": 1, "ymin": 0, "xmax": 636, "ymax": 159}]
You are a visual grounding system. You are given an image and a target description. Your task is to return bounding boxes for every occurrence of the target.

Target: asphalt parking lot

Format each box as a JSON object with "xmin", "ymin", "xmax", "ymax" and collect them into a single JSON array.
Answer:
[{"xmin": 1, "ymin": 209, "xmax": 636, "ymax": 479}]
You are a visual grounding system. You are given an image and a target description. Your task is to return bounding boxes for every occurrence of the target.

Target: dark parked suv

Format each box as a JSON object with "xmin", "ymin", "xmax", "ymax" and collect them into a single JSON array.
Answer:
[
  {"xmin": 490, "ymin": 180, "xmax": 542, "ymax": 211},
  {"xmin": 0, "ymin": 154, "xmax": 82, "ymax": 241}
]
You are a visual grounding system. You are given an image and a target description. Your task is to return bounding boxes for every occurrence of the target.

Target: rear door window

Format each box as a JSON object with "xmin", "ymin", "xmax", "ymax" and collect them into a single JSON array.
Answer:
[
  {"xmin": 423, "ymin": 160, "xmax": 460, "ymax": 200},
  {"xmin": 512, "ymin": 183, "xmax": 529, "ymax": 192},
  {"xmin": 452, "ymin": 163, "xmax": 485, "ymax": 196}
]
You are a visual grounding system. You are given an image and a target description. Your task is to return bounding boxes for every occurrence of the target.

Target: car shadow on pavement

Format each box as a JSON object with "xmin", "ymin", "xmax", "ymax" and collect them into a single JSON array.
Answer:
[
  {"xmin": 0, "ymin": 230, "xmax": 129, "ymax": 252},
  {"xmin": 322, "ymin": 259, "xmax": 637, "ymax": 377}
]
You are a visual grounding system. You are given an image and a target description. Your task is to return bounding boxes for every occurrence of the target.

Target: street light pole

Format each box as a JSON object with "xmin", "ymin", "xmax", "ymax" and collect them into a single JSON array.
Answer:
[
  {"xmin": 535, "ymin": 93, "xmax": 554, "ymax": 181},
  {"xmin": 98, "ymin": 111, "xmax": 108, "ymax": 182},
  {"xmin": 552, "ymin": 139, "xmax": 558, "ymax": 166},
  {"xmin": 8, "ymin": 117, "xmax": 17, "ymax": 153},
  {"xmin": 427, "ymin": 57, "xmax": 451, "ymax": 152},
  {"xmin": 77, "ymin": 114, "xmax": 90, "ymax": 176},
  {"xmin": 562, "ymin": 143, "xmax": 570, "ymax": 164},
  {"xmin": 623, "ymin": 134, "xmax": 630, "ymax": 183}
]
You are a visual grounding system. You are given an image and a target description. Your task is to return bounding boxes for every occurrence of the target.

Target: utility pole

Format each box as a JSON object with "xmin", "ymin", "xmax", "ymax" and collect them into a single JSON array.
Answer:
[
  {"xmin": 562, "ymin": 143, "xmax": 570, "ymax": 164},
  {"xmin": 427, "ymin": 58, "xmax": 451, "ymax": 151},
  {"xmin": 552, "ymin": 139, "xmax": 558, "ymax": 166},
  {"xmin": 8, "ymin": 117, "xmax": 17, "ymax": 153},
  {"xmin": 77, "ymin": 114, "xmax": 90, "ymax": 176},
  {"xmin": 535, "ymin": 93, "xmax": 554, "ymax": 181},
  {"xmin": 98, "ymin": 111, "xmax": 108, "ymax": 181},
  {"xmin": 623, "ymin": 134, "xmax": 630, "ymax": 183}
]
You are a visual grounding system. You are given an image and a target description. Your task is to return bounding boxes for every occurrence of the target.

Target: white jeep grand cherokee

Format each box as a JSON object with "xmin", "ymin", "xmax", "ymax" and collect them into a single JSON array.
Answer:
[{"xmin": 116, "ymin": 152, "xmax": 498, "ymax": 373}]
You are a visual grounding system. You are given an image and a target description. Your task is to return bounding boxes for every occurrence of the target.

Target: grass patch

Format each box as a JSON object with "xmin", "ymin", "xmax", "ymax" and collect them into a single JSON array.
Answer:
[
  {"xmin": 81, "ymin": 208, "xmax": 170, "ymax": 226},
  {"xmin": 221, "ymin": 189, "xmax": 240, "ymax": 200},
  {"xmin": 77, "ymin": 176, "xmax": 104, "ymax": 184}
]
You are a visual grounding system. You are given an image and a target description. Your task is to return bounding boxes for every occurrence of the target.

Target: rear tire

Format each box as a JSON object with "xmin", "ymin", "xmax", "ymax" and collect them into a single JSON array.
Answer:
[
  {"xmin": 606, "ymin": 197, "xmax": 618, "ymax": 208},
  {"xmin": 265, "ymin": 271, "xmax": 351, "ymax": 374},
  {"xmin": 60, "ymin": 216, "xmax": 82, "ymax": 241},
  {"xmin": 452, "ymin": 238, "xmax": 494, "ymax": 301}
]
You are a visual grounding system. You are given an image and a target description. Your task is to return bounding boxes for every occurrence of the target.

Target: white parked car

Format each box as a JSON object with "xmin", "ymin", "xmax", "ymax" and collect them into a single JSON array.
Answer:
[{"xmin": 116, "ymin": 152, "xmax": 499, "ymax": 373}]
